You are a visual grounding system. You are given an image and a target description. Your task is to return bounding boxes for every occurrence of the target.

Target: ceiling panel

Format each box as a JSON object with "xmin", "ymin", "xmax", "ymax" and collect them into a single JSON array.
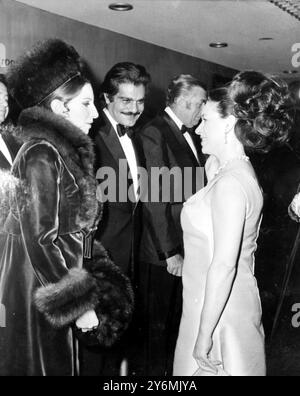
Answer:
[{"xmin": 15, "ymin": 0, "xmax": 300, "ymax": 77}]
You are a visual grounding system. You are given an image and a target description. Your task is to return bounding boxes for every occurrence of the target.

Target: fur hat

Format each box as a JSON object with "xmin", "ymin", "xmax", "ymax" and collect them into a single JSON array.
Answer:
[{"xmin": 7, "ymin": 39, "xmax": 83, "ymax": 109}]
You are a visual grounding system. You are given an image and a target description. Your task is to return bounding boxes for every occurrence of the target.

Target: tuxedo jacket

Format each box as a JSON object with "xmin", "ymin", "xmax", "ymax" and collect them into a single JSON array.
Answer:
[
  {"xmin": 90, "ymin": 112, "xmax": 144, "ymax": 276},
  {"xmin": 137, "ymin": 112, "xmax": 206, "ymax": 265},
  {"xmin": 0, "ymin": 130, "xmax": 19, "ymax": 170}
]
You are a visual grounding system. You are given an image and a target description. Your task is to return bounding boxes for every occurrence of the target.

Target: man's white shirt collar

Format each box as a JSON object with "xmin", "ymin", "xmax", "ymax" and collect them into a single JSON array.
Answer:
[
  {"xmin": 0, "ymin": 135, "xmax": 12, "ymax": 165},
  {"xmin": 102, "ymin": 108, "xmax": 139, "ymax": 200},
  {"xmin": 165, "ymin": 107, "xmax": 200, "ymax": 164},
  {"xmin": 165, "ymin": 107, "xmax": 183, "ymax": 131},
  {"xmin": 103, "ymin": 108, "xmax": 119, "ymax": 134}
]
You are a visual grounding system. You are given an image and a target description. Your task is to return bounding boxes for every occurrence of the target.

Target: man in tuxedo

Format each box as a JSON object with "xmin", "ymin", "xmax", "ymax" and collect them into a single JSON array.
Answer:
[
  {"xmin": 137, "ymin": 74, "xmax": 207, "ymax": 375},
  {"xmin": 81, "ymin": 62, "xmax": 151, "ymax": 376},
  {"xmin": 0, "ymin": 75, "xmax": 18, "ymax": 170}
]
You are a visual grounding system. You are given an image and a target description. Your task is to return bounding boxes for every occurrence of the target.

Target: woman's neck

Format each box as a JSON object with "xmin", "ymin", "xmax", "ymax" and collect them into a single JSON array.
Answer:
[{"xmin": 216, "ymin": 142, "xmax": 246, "ymax": 166}]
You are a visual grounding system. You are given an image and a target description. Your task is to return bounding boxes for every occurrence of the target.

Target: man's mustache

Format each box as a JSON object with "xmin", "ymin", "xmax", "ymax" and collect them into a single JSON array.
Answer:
[{"xmin": 121, "ymin": 112, "xmax": 141, "ymax": 117}]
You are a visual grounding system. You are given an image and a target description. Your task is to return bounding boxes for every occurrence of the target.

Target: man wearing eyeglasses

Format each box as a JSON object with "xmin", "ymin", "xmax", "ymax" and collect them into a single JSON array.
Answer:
[{"xmin": 85, "ymin": 62, "xmax": 151, "ymax": 376}]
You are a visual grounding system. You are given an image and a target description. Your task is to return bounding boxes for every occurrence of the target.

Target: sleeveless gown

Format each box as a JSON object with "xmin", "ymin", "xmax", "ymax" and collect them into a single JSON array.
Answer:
[{"xmin": 173, "ymin": 161, "xmax": 266, "ymax": 376}]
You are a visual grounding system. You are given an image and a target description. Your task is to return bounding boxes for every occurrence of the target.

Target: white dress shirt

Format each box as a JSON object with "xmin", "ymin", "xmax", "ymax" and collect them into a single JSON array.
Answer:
[
  {"xmin": 103, "ymin": 108, "xmax": 139, "ymax": 200},
  {"xmin": 165, "ymin": 107, "xmax": 199, "ymax": 163},
  {"xmin": 0, "ymin": 134, "xmax": 12, "ymax": 166}
]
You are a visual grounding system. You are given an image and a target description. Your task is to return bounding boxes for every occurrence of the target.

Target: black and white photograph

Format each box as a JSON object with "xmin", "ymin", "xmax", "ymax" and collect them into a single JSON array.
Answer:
[{"xmin": 0, "ymin": 0, "xmax": 300, "ymax": 379}]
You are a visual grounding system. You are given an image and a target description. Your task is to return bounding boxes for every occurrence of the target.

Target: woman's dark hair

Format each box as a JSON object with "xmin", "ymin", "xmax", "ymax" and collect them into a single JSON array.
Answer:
[
  {"xmin": 40, "ymin": 74, "xmax": 90, "ymax": 109},
  {"xmin": 208, "ymin": 71, "xmax": 293, "ymax": 153},
  {"xmin": 101, "ymin": 62, "xmax": 151, "ymax": 101}
]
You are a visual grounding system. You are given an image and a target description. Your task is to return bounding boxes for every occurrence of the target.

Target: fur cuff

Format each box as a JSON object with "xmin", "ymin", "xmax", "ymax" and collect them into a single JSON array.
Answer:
[
  {"xmin": 34, "ymin": 268, "xmax": 99, "ymax": 328},
  {"xmin": 74, "ymin": 241, "xmax": 134, "ymax": 348}
]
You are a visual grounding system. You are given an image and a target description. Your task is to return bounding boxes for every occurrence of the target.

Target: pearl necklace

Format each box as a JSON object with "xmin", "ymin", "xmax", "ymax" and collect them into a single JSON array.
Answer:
[{"xmin": 213, "ymin": 155, "xmax": 250, "ymax": 178}]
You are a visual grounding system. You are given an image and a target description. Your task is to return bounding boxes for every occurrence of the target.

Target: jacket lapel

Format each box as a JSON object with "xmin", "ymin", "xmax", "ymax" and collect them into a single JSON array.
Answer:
[
  {"xmin": 162, "ymin": 113, "xmax": 200, "ymax": 168},
  {"xmin": 97, "ymin": 113, "xmax": 139, "ymax": 206},
  {"xmin": 3, "ymin": 135, "xmax": 17, "ymax": 161},
  {"xmin": 131, "ymin": 136, "xmax": 145, "ymax": 208},
  {"xmin": 131, "ymin": 132, "xmax": 145, "ymax": 169},
  {"xmin": 98, "ymin": 113, "xmax": 127, "ymax": 166},
  {"xmin": 0, "ymin": 150, "xmax": 11, "ymax": 170}
]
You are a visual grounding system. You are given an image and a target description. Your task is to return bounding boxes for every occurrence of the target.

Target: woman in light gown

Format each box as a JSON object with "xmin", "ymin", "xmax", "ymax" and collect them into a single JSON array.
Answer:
[{"xmin": 173, "ymin": 71, "xmax": 293, "ymax": 376}]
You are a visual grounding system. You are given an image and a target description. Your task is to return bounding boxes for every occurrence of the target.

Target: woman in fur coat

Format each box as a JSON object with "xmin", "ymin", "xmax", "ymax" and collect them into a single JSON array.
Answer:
[{"xmin": 0, "ymin": 39, "xmax": 133, "ymax": 376}]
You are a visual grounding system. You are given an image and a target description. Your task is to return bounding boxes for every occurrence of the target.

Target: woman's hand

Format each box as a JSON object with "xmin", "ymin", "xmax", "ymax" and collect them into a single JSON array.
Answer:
[
  {"xmin": 193, "ymin": 332, "xmax": 220, "ymax": 374},
  {"xmin": 75, "ymin": 309, "xmax": 99, "ymax": 333},
  {"xmin": 205, "ymin": 155, "xmax": 220, "ymax": 182}
]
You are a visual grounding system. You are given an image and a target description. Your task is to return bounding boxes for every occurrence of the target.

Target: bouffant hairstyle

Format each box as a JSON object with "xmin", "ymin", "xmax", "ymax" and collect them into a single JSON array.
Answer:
[
  {"xmin": 101, "ymin": 62, "xmax": 151, "ymax": 101},
  {"xmin": 166, "ymin": 74, "xmax": 206, "ymax": 106},
  {"xmin": 209, "ymin": 71, "xmax": 293, "ymax": 153}
]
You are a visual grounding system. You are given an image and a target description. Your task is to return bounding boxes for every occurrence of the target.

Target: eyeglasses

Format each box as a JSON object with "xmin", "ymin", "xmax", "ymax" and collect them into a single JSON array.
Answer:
[{"xmin": 116, "ymin": 96, "xmax": 145, "ymax": 106}]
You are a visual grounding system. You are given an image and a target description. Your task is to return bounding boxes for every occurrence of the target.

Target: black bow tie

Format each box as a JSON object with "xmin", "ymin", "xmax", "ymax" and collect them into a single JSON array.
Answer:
[
  {"xmin": 117, "ymin": 124, "xmax": 134, "ymax": 139},
  {"xmin": 181, "ymin": 125, "xmax": 194, "ymax": 135}
]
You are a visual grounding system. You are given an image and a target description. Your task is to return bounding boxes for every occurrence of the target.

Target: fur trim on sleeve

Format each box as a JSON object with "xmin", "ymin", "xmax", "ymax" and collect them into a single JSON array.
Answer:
[
  {"xmin": 34, "ymin": 268, "xmax": 99, "ymax": 328},
  {"xmin": 74, "ymin": 241, "xmax": 134, "ymax": 348}
]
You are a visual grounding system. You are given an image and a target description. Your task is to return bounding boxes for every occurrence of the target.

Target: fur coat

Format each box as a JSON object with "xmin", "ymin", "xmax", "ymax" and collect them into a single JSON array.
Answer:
[{"xmin": 0, "ymin": 107, "xmax": 133, "ymax": 376}]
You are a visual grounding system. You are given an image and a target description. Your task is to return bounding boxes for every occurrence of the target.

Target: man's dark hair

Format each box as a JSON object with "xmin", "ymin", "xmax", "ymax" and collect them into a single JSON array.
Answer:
[
  {"xmin": 101, "ymin": 62, "xmax": 151, "ymax": 101},
  {"xmin": 166, "ymin": 74, "xmax": 206, "ymax": 106}
]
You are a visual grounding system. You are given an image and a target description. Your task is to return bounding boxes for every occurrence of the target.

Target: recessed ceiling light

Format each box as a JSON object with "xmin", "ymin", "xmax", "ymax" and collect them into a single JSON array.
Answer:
[
  {"xmin": 109, "ymin": 3, "xmax": 133, "ymax": 11},
  {"xmin": 259, "ymin": 37, "xmax": 274, "ymax": 41},
  {"xmin": 283, "ymin": 70, "xmax": 298, "ymax": 74},
  {"xmin": 209, "ymin": 42, "xmax": 228, "ymax": 48}
]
